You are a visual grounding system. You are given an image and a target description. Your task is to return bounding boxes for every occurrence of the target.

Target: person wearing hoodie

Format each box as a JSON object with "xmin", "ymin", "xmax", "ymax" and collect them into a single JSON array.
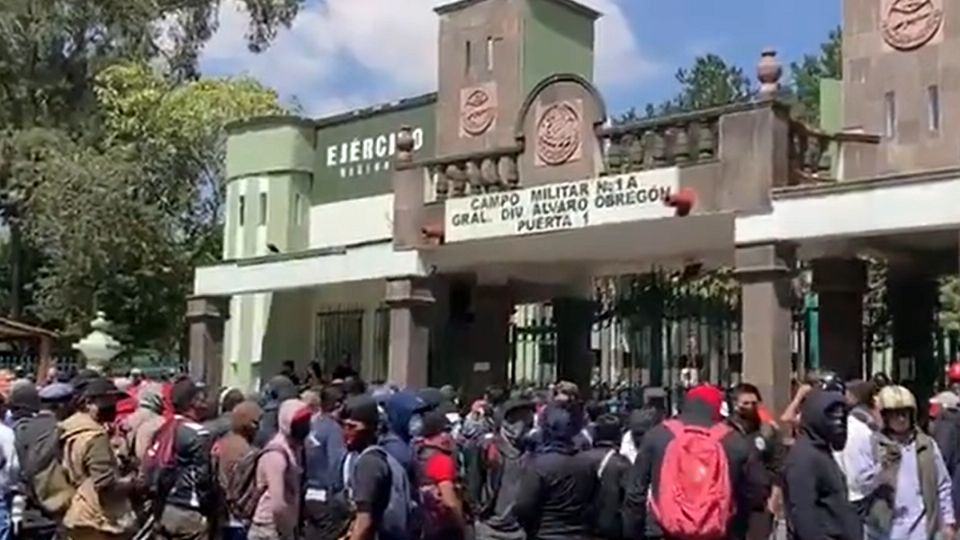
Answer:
[
  {"xmin": 582, "ymin": 414, "xmax": 630, "ymax": 540},
  {"xmin": 623, "ymin": 384, "xmax": 764, "ymax": 540},
  {"xmin": 783, "ymin": 389, "xmax": 862, "ymax": 540},
  {"xmin": 513, "ymin": 402, "xmax": 595, "ymax": 540},
  {"xmin": 251, "ymin": 398, "xmax": 312, "ymax": 540},
  {"xmin": 618, "ymin": 406, "xmax": 662, "ymax": 464},
  {"xmin": 415, "ymin": 410, "xmax": 468, "ymax": 540},
  {"xmin": 61, "ymin": 377, "xmax": 137, "ymax": 540},
  {"xmin": 255, "ymin": 376, "xmax": 299, "ymax": 448},
  {"xmin": 118, "ymin": 382, "xmax": 165, "ymax": 467},
  {"xmin": 466, "ymin": 398, "xmax": 535, "ymax": 540},
  {"xmin": 934, "ymin": 389, "xmax": 960, "ymax": 523},
  {"xmin": 381, "ymin": 390, "xmax": 429, "ymax": 475},
  {"xmin": 213, "ymin": 400, "xmax": 262, "ymax": 540}
]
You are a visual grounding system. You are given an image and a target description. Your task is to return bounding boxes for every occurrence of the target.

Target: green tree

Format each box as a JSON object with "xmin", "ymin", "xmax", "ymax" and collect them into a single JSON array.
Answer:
[
  {"xmin": 0, "ymin": 0, "xmax": 303, "ymax": 320},
  {"xmin": 617, "ymin": 54, "xmax": 752, "ymax": 123},
  {"xmin": 16, "ymin": 64, "xmax": 284, "ymax": 350},
  {"xmin": 790, "ymin": 26, "xmax": 842, "ymax": 125}
]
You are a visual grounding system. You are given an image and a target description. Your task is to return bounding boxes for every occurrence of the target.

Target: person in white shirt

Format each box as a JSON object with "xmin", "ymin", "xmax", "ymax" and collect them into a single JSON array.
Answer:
[{"xmin": 835, "ymin": 380, "xmax": 881, "ymax": 514}]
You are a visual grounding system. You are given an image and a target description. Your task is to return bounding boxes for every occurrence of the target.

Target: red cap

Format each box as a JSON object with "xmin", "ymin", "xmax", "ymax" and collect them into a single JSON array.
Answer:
[
  {"xmin": 948, "ymin": 362, "xmax": 960, "ymax": 383},
  {"xmin": 686, "ymin": 384, "xmax": 725, "ymax": 421}
]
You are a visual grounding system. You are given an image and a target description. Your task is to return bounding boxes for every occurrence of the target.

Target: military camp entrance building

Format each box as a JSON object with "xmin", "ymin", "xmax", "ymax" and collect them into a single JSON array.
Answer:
[{"xmin": 191, "ymin": 0, "xmax": 960, "ymax": 414}]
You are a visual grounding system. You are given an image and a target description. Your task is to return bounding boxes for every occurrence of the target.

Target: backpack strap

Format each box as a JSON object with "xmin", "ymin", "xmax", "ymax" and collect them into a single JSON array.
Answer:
[
  {"xmin": 662, "ymin": 419, "xmax": 683, "ymax": 437},
  {"xmin": 597, "ymin": 449, "xmax": 616, "ymax": 480}
]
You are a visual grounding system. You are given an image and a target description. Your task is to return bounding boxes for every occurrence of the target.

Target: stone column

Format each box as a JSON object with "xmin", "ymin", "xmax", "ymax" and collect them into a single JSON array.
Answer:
[
  {"xmin": 386, "ymin": 277, "xmax": 435, "ymax": 388},
  {"xmin": 553, "ymin": 298, "xmax": 597, "ymax": 392},
  {"xmin": 465, "ymin": 286, "xmax": 513, "ymax": 398},
  {"xmin": 736, "ymin": 243, "xmax": 795, "ymax": 415},
  {"xmin": 812, "ymin": 258, "xmax": 867, "ymax": 381},
  {"xmin": 888, "ymin": 265, "xmax": 938, "ymax": 406},
  {"xmin": 186, "ymin": 295, "xmax": 229, "ymax": 390}
]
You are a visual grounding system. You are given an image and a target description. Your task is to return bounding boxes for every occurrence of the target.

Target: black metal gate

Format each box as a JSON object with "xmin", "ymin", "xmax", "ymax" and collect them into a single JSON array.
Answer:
[{"xmin": 315, "ymin": 308, "xmax": 364, "ymax": 375}]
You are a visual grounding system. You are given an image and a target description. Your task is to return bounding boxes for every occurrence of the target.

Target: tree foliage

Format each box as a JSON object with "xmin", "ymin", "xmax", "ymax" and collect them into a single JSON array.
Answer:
[
  {"xmin": 790, "ymin": 27, "xmax": 842, "ymax": 125},
  {"xmin": 15, "ymin": 65, "xmax": 284, "ymax": 349},
  {"xmin": 0, "ymin": 0, "xmax": 298, "ymax": 348}
]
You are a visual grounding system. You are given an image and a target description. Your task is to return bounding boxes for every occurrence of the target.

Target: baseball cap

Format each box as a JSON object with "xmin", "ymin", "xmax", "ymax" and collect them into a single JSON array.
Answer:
[{"xmin": 39, "ymin": 382, "xmax": 75, "ymax": 402}]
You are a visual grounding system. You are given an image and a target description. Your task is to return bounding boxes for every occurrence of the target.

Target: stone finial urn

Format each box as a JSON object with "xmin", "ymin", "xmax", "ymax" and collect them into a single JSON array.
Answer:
[
  {"xmin": 757, "ymin": 48, "xmax": 783, "ymax": 99},
  {"xmin": 73, "ymin": 311, "xmax": 122, "ymax": 373},
  {"xmin": 396, "ymin": 125, "xmax": 415, "ymax": 163}
]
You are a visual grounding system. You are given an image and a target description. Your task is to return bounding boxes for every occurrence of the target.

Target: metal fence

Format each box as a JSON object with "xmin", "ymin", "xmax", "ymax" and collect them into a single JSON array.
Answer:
[
  {"xmin": 508, "ymin": 274, "xmax": 809, "ymax": 389},
  {"xmin": 315, "ymin": 309, "xmax": 364, "ymax": 374}
]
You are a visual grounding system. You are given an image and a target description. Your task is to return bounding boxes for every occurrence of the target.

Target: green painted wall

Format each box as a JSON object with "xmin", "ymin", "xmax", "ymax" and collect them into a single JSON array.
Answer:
[
  {"xmin": 820, "ymin": 78, "xmax": 842, "ymax": 133},
  {"xmin": 313, "ymin": 102, "xmax": 436, "ymax": 204},
  {"xmin": 522, "ymin": 0, "xmax": 595, "ymax": 94}
]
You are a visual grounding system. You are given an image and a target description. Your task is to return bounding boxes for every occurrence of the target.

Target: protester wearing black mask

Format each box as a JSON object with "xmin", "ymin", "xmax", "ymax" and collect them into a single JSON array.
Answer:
[
  {"xmin": 466, "ymin": 398, "xmax": 535, "ymax": 540},
  {"xmin": 783, "ymin": 390, "xmax": 862, "ymax": 540},
  {"xmin": 60, "ymin": 377, "xmax": 137, "ymax": 539}
]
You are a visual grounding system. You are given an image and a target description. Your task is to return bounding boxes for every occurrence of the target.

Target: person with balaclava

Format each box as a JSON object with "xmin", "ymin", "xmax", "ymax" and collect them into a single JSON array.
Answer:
[
  {"xmin": 467, "ymin": 398, "xmax": 535, "ymax": 540},
  {"xmin": 623, "ymin": 384, "xmax": 761, "ymax": 540},
  {"xmin": 727, "ymin": 383, "xmax": 786, "ymax": 540},
  {"xmin": 618, "ymin": 406, "xmax": 662, "ymax": 464},
  {"xmin": 513, "ymin": 401, "xmax": 595, "ymax": 540},
  {"xmin": 213, "ymin": 400, "xmax": 262, "ymax": 540},
  {"xmin": 582, "ymin": 414, "xmax": 631, "ymax": 540},
  {"xmin": 783, "ymin": 389, "xmax": 861, "ymax": 540},
  {"xmin": 414, "ymin": 410, "xmax": 467, "ymax": 540},
  {"xmin": 61, "ymin": 377, "xmax": 137, "ymax": 540},
  {"xmin": 256, "ymin": 376, "xmax": 299, "ymax": 448},
  {"xmin": 381, "ymin": 390, "xmax": 429, "ymax": 475},
  {"xmin": 861, "ymin": 385, "xmax": 955, "ymax": 540},
  {"xmin": 251, "ymin": 398, "xmax": 311, "ymax": 540},
  {"xmin": 341, "ymin": 395, "xmax": 412, "ymax": 540}
]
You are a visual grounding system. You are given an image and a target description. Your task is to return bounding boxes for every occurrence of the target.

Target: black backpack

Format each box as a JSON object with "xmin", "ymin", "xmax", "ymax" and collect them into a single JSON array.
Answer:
[
  {"xmin": 13, "ymin": 416, "xmax": 75, "ymax": 517},
  {"xmin": 213, "ymin": 441, "xmax": 284, "ymax": 524}
]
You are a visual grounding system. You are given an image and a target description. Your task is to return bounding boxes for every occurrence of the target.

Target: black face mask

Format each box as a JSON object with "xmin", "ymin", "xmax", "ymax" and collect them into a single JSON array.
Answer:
[
  {"xmin": 96, "ymin": 402, "xmax": 118, "ymax": 424},
  {"xmin": 824, "ymin": 403, "xmax": 848, "ymax": 451}
]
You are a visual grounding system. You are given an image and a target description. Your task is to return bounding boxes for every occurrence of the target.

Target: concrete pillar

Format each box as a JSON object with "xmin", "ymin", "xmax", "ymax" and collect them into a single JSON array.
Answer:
[
  {"xmin": 386, "ymin": 277, "xmax": 435, "ymax": 388},
  {"xmin": 812, "ymin": 257, "xmax": 867, "ymax": 381},
  {"xmin": 464, "ymin": 286, "xmax": 512, "ymax": 399},
  {"xmin": 888, "ymin": 266, "xmax": 938, "ymax": 407},
  {"xmin": 186, "ymin": 295, "xmax": 229, "ymax": 390},
  {"xmin": 553, "ymin": 298, "xmax": 597, "ymax": 392},
  {"xmin": 736, "ymin": 243, "xmax": 795, "ymax": 416}
]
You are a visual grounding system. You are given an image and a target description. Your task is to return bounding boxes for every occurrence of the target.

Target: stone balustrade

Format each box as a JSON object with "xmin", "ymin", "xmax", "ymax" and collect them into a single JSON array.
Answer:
[
  {"xmin": 411, "ymin": 148, "xmax": 522, "ymax": 201},
  {"xmin": 598, "ymin": 109, "xmax": 722, "ymax": 174},
  {"xmin": 788, "ymin": 120, "xmax": 880, "ymax": 185}
]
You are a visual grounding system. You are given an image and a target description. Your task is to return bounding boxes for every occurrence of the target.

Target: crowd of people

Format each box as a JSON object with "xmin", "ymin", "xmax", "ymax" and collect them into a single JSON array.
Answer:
[{"xmin": 0, "ymin": 363, "xmax": 957, "ymax": 540}]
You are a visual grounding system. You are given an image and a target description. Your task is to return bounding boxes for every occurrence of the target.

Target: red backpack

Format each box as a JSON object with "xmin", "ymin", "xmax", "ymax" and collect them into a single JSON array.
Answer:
[{"xmin": 649, "ymin": 420, "xmax": 734, "ymax": 540}]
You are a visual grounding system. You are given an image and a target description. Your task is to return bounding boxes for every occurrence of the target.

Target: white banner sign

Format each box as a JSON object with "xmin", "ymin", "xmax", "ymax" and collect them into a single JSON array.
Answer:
[{"xmin": 444, "ymin": 168, "xmax": 680, "ymax": 242}]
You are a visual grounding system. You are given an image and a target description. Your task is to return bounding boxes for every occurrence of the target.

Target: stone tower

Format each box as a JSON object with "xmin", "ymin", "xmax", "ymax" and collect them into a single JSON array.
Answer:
[
  {"xmin": 434, "ymin": 0, "xmax": 599, "ymax": 158},
  {"xmin": 843, "ymin": 0, "xmax": 957, "ymax": 177}
]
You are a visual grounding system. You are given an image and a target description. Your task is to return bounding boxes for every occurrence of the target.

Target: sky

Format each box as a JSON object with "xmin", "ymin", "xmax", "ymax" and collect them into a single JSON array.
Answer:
[{"xmin": 199, "ymin": 0, "xmax": 841, "ymax": 119}]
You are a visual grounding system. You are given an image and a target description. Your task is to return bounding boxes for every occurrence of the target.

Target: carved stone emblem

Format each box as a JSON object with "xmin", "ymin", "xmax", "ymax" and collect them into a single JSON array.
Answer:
[
  {"xmin": 460, "ymin": 83, "xmax": 497, "ymax": 137},
  {"xmin": 882, "ymin": 0, "xmax": 943, "ymax": 51},
  {"xmin": 535, "ymin": 100, "xmax": 582, "ymax": 167}
]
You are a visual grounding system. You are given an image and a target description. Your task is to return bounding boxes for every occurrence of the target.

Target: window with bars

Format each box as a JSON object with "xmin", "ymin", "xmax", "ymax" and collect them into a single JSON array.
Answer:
[{"xmin": 315, "ymin": 309, "xmax": 364, "ymax": 375}]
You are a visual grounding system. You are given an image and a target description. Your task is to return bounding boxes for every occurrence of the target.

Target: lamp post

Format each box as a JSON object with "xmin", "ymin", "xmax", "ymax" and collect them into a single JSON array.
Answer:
[{"xmin": 73, "ymin": 311, "xmax": 122, "ymax": 374}]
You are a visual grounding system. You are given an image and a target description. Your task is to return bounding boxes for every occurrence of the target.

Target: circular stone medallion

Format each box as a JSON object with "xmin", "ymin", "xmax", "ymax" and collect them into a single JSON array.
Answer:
[
  {"xmin": 882, "ymin": 0, "xmax": 943, "ymax": 51},
  {"xmin": 461, "ymin": 88, "xmax": 496, "ymax": 136},
  {"xmin": 536, "ymin": 102, "xmax": 581, "ymax": 166}
]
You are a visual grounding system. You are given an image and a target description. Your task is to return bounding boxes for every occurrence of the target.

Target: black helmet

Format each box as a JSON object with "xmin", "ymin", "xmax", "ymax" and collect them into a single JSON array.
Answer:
[{"xmin": 817, "ymin": 370, "xmax": 846, "ymax": 394}]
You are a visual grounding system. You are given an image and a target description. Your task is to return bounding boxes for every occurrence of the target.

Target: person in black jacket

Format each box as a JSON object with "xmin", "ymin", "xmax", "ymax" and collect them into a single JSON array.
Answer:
[
  {"xmin": 582, "ymin": 414, "xmax": 631, "ymax": 540},
  {"xmin": 623, "ymin": 384, "xmax": 765, "ymax": 540},
  {"xmin": 156, "ymin": 378, "xmax": 215, "ymax": 540},
  {"xmin": 514, "ymin": 402, "xmax": 595, "ymax": 540},
  {"xmin": 933, "ymin": 392, "xmax": 960, "ymax": 522},
  {"xmin": 466, "ymin": 398, "xmax": 535, "ymax": 540},
  {"xmin": 782, "ymin": 389, "xmax": 862, "ymax": 540}
]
